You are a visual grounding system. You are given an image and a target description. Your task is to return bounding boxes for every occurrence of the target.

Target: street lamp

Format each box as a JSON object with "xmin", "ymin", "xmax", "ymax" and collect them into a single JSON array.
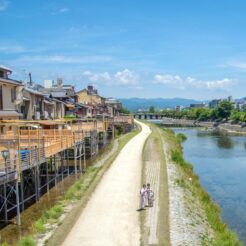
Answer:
[{"xmin": 1, "ymin": 150, "xmax": 9, "ymax": 178}]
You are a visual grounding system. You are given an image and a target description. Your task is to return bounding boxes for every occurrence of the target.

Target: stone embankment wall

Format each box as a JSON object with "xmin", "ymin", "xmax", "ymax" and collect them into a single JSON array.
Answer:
[
  {"xmin": 161, "ymin": 117, "xmax": 214, "ymax": 127},
  {"xmin": 216, "ymin": 123, "xmax": 246, "ymax": 135},
  {"xmin": 161, "ymin": 117, "xmax": 246, "ymax": 134}
]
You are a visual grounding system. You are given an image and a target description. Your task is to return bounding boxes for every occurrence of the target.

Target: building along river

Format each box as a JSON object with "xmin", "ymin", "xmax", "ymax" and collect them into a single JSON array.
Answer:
[{"xmin": 174, "ymin": 128, "xmax": 246, "ymax": 244}]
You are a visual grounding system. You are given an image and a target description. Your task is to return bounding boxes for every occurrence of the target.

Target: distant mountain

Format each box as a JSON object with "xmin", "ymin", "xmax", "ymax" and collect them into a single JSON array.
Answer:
[{"xmin": 119, "ymin": 98, "xmax": 203, "ymax": 111}]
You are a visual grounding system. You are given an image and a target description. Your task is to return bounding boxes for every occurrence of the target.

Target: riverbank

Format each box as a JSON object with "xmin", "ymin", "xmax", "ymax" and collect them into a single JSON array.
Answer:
[
  {"xmin": 216, "ymin": 123, "xmax": 246, "ymax": 135},
  {"xmin": 140, "ymin": 123, "xmax": 169, "ymax": 245},
  {"xmin": 162, "ymin": 127, "xmax": 242, "ymax": 245},
  {"xmin": 157, "ymin": 117, "xmax": 246, "ymax": 135},
  {"xmin": 12, "ymin": 125, "xmax": 140, "ymax": 246}
]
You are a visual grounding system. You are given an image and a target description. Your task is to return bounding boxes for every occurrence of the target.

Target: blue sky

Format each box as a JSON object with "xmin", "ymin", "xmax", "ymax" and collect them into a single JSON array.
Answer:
[{"xmin": 1, "ymin": 0, "xmax": 246, "ymax": 99}]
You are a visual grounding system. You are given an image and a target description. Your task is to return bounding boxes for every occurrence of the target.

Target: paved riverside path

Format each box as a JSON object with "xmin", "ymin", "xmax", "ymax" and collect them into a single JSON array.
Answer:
[{"xmin": 62, "ymin": 121, "xmax": 151, "ymax": 246}]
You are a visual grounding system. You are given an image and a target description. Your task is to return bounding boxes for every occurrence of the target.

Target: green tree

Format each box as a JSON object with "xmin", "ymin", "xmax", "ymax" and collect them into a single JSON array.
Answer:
[
  {"xmin": 119, "ymin": 107, "xmax": 130, "ymax": 114},
  {"xmin": 215, "ymin": 100, "xmax": 233, "ymax": 120},
  {"xmin": 149, "ymin": 106, "xmax": 155, "ymax": 113}
]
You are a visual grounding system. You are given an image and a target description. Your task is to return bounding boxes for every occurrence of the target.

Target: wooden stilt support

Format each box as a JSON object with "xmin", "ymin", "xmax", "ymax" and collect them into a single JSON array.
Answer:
[
  {"xmin": 16, "ymin": 180, "xmax": 21, "ymax": 225},
  {"xmin": 83, "ymin": 142, "xmax": 86, "ymax": 170},
  {"xmin": 79, "ymin": 145, "xmax": 82, "ymax": 172},
  {"xmin": 20, "ymin": 173, "xmax": 24, "ymax": 211},
  {"xmin": 74, "ymin": 147, "xmax": 77, "ymax": 174},
  {"xmin": 46, "ymin": 161, "xmax": 49, "ymax": 192},
  {"xmin": 3, "ymin": 183, "xmax": 8, "ymax": 223}
]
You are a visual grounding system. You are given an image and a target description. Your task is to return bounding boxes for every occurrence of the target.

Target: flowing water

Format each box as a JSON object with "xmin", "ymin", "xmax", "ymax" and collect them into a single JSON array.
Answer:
[{"xmin": 174, "ymin": 128, "xmax": 246, "ymax": 243}]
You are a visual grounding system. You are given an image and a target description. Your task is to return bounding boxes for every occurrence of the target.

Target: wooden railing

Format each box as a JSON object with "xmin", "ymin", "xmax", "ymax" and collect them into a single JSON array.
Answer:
[
  {"xmin": 114, "ymin": 115, "xmax": 134, "ymax": 124},
  {"xmin": 0, "ymin": 118, "xmax": 132, "ymax": 180}
]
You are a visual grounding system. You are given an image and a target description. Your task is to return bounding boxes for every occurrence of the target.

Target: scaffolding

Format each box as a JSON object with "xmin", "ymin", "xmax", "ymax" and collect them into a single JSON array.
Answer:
[{"xmin": 0, "ymin": 117, "xmax": 130, "ymax": 226}]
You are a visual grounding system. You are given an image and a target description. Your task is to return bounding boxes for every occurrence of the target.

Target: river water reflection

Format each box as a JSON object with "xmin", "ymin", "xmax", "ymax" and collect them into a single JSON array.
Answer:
[{"xmin": 173, "ymin": 128, "xmax": 246, "ymax": 243}]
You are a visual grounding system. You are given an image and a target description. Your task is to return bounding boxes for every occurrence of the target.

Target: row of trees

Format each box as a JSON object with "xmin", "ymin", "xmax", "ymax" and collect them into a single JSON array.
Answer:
[{"xmin": 148, "ymin": 100, "xmax": 246, "ymax": 123}]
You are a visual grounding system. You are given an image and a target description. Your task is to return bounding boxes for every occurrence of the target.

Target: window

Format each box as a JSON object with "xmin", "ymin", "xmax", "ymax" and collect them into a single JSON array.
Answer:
[
  {"xmin": 11, "ymin": 87, "xmax": 16, "ymax": 103},
  {"xmin": 0, "ymin": 85, "xmax": 2, "ymax": 110},
  {"xmin": 0, "ymin": 71, "xmax": 4, "ymax": 78}
]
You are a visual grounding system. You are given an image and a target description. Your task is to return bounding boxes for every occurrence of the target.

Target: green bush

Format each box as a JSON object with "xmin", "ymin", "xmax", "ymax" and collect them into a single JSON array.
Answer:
[
  {"xmin": 33, "ymin": 218, "xmax": 46, "ymax": 233},
  {"xmin": 45, "ymin": 205, "xmax": 64, "ymax": 220},
  {"xmin": 176, "ymin": 133, "xmax": 187, "ymax": 142},
  {"xmin": 18, "ymin": 236, "xmax": 36, "ymax": 246},
  {"xmin": 171, "ymin": 149, "xmax": 185, "ymax": 166}
]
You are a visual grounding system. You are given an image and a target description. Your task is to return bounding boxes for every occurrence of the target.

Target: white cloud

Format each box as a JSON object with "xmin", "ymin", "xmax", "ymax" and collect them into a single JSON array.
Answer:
[
  {"xmin": 0, "ymin": 45, "xmax": 25, "ymax": 53},
  {"xmin": 15, "ymin": 55, "xmax": 112, "ymax": 64},
  {"xmin": 83, "ymin": 71, "xmax": 111, "ymax": 83},
  {"xmin": 89, "ymin": 72, "xmax": 111, "ymax": 82},
  {"xmin": 228, "ymin": 62, "xmax": 246, "ymax": 70},
  {"xmin": 0, "ymin": 0, "xmax": 8, "ymax": 11},
  {"xmin": 135, "ymin": 86, "xmax": 144, "ymax": 90},
  {"xmin": 82, "ymin": 69, "xmax": 140, "ymax": 86},
  {"xmin": 59, "ymin": 8, "xmax": 69, "ymax": 13},
  {"xmin": 114, "ymin": 69, "xmax": 138, "ymax": 85},
  {"xmin": 83, "ymin": 71, "xmax": 92, "ymax": 76},
  {"xmin": 154, "ymin": 74, "xmax": 235, "ymax": 90}
]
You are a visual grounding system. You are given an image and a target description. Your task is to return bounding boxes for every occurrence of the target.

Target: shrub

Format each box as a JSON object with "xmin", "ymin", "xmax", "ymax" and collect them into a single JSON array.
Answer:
[
  {"xmin": 176, "ymin": 133, "xmax": 187, "ymax": 142},
  {"xmin": 45, "ymin": 205, "xmax": 64, "ymax": 220},
  {"xmin": 171, "ymin": 149, "xmax": 185, "ymax": 166},
  {"xmin": 18, "ymin": 236, "xmax": 36, "ymax": 246},
  {"xmin": 33, "ymin": 218, "xmax": 46, "ymax": 233}
]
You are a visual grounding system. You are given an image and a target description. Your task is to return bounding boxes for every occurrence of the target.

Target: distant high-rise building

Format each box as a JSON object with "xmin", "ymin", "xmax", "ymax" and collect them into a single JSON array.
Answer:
[
  {"xmin": 57, "ymin": 78, "xmax": 63, "ymax": 89},
  {"xmin": 228, "ymin": 96, "xmax": 233, "ymax": 102},
  {"xmin": 44, "ymin": 80, "xmax": 53, "ymax": 88},
  {"xmin": 209, "ymin": 99, "xmax": 221, "ymax": 108}
]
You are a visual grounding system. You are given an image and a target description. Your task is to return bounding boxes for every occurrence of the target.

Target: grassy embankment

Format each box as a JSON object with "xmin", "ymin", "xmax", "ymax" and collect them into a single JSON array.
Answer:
[
  {"xmin": 140, "ymin": 123, "xmax": 170, "ymax": 246},
  {"xmin": 12, "ymin": 124, "xmax": 141, "ymax": 246},
  {"xmin": 163, "ymin": 128, "xmax": 242, "ymax": 246}
]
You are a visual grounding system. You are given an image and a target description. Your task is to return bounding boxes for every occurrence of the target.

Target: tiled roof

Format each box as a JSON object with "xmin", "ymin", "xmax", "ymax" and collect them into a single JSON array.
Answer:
[
  {"xmin": 51, "ymin": 91, "xmax": 68, "ymax": 98},
  {"xmin": 0, "ymin": 65, "xmax": 12, "ymax": 73},
  {"xmin": 0, "ymin": 78, "xmax": 22, "ymax": 86},
  {"xmin": 25, "ymin": 87, "xmax": 45, "ymax": 96}
]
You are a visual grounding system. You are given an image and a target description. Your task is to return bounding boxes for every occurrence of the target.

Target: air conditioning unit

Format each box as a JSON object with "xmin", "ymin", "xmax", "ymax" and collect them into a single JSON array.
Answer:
[
  {"xmin": 44, "ymin": 111, "xmax": 49, "ymax": 119},
  {"xmin": 35, "ymin": 111, "xmax": 40, "ymax": 120}
]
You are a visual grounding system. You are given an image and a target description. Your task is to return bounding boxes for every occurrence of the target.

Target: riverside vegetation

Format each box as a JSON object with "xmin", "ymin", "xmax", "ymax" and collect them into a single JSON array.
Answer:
[
  {"xmin": 163, "ymin": 128, "xmax": 242, "ymax": 245},
  {"xmin": 148, "ymin": 100, "xmax": 246, "ymax": 123},
  {"xmin": 1, "ymin": 125, "xmax": 140, "ymax": 246}
]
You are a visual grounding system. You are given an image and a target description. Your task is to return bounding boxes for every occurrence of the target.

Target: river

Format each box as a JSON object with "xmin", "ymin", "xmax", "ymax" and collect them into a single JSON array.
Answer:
[{"xmin": 173, "ymin": 128, "xmax": 246, "ymax": 243}]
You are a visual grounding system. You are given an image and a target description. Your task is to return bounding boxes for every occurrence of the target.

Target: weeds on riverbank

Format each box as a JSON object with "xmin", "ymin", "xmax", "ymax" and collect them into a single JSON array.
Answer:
[
  {"xmin": 18, "ymin": 236, "xmax": 36, "ymax": 246},
  {"xmin": 16, "ymin": 124, "xmax": 140, "ymax": 246},
  {"xmin": 163, "ymin": 128, "xmax": 242, "ymax": 246}
]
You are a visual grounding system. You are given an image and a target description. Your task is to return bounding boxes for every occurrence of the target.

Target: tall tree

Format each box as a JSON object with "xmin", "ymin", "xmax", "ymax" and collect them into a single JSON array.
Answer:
[
  {"xmin": 149, "ymin": 106, "xmax": 155, "ymax": 113},
  {"xmin": 215, "ymin": 100, "xmax": 233, "ymax": 120}
]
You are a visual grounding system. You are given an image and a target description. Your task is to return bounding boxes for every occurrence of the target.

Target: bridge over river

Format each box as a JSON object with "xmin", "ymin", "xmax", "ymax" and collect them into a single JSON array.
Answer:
[{"xmin": 134, "ymin": 113, "xmax": 214, "ymax": 127}]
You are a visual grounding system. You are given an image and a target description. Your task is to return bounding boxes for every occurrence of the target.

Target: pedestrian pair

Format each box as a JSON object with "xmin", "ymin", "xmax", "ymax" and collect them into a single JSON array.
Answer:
[{"xmin": 140, "ymin": 183, "xmax": 154, "ymax": 210}]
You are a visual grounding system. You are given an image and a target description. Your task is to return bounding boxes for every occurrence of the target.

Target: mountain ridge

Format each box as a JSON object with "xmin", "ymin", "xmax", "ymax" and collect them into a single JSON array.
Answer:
[{"xmin": 119, "ymin": 97, "xmax": 203, "ymax": 111}]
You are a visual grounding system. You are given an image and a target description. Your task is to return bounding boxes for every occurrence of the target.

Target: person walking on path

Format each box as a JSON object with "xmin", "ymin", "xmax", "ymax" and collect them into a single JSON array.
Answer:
[
  {"xmin": 146, "ymin": 183, "xmax": 155, "ymax": 207},
  {"xmin": 140, "ymin": 184, "xmax": 147, "ymax": 210}
]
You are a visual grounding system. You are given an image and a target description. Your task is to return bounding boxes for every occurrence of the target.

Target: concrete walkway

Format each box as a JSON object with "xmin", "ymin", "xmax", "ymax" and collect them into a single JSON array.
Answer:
[{"xmin": 62, "ymin": 121, "xmax": 151, "ymax": 246}]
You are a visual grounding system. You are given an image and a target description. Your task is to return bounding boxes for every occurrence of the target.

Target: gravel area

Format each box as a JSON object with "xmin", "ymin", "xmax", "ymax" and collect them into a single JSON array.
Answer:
[{"xmin": 163, "ymin": 142, "xmax": 212, "ymax": 246}]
